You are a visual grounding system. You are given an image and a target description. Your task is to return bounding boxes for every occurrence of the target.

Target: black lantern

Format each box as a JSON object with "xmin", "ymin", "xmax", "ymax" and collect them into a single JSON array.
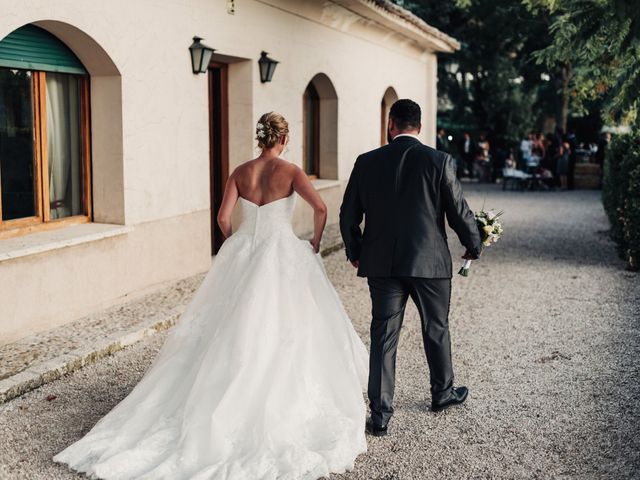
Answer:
[
  {"xmin": 189, "ymin": 36, "xmax": 215, "ymax": 74},
  {"xmin": 258, "ymin": 51, "xmax": 279, "ymax": 83}
]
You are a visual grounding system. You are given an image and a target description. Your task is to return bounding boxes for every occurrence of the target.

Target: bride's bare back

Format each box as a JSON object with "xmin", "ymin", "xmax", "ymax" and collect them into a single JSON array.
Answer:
[
  {"xmin": 234, "ymin": 157, "xmax": 296, "ymax": 206},
  {"xmin": 216, "ymin": 111, "xmax": 327, "ymax": 251}
]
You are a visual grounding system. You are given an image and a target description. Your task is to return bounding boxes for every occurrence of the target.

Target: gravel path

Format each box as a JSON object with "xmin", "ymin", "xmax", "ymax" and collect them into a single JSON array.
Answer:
[{"xmin": 1, "ymin": 185, "xmax": 638, "ymax": 479}]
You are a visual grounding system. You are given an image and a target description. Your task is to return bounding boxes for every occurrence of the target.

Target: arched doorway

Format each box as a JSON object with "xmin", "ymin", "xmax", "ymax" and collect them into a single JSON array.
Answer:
[
  {"xmin": 303, "ymin": 73, "xmax": 338, "ymax": 179},
  {"xmin": 380, "ymin": 86, "xmax": 399, "ymax": 145}
]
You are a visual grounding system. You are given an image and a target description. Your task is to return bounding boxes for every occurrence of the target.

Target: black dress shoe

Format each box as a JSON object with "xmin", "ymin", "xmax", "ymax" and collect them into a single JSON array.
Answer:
[
  {"xmin": 431, "ymin": 386, "xmax": 469, "ymax": 412},
  {"xmin": 365, "ymin": 417, "xmax": 388, "ymax": 437}
]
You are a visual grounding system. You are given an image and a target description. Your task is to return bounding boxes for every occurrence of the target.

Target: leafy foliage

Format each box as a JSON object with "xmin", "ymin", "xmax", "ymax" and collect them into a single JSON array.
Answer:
[
  {"xmin": 393, "ymin": 0, "xmax": 563, "ymax": 146},
  {"xmin": 624, "ymin": 163, "xmax": 640, "ymax": 270},
  {"xmin": 531, "ymin": 0, "xmax": 640, "ymax": 122},
  {"xmin": 602, "ymin": 134, "xmax": 630, "ymax": 250},
  {"xmin": 533, "ymin": 0, "xmax": 640, "ymax": 269},
  {"xmin": 602, "ymin": 132, "xmax": 640, "ymax": 270},
  {"xmin": 394, "ymin": 0, "xmax": 639, "ymax": 269}
]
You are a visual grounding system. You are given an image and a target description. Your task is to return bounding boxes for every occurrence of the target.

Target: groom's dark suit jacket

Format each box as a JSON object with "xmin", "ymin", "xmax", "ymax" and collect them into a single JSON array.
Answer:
[{"xmin": 340, "ymin": 135, "xmax": 483, "ymax": 278}]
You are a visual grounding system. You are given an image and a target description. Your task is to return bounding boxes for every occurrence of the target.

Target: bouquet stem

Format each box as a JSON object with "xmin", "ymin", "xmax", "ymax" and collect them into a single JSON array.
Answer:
[{"xmin": 458, "ymin": 259, "xmax": 472, "ymax": 276}]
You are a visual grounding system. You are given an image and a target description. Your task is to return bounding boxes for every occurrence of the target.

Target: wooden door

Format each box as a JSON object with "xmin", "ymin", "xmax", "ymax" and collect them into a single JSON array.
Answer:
[{"xmin": 208, "ymin": 62, "xmax": 229, "ymax": 255}]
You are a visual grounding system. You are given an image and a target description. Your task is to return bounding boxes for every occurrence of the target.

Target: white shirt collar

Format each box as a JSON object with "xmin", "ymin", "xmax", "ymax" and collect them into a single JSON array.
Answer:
[{"xmin": 393, "ymin": 133, "xmax": 421, "ymax": 141}]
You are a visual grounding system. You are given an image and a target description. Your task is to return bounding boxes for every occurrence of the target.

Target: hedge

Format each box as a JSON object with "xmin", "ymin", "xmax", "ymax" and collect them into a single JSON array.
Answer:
[{"xmin": 602, "ymin": 131, "xmax": 640, "ymax": 270}]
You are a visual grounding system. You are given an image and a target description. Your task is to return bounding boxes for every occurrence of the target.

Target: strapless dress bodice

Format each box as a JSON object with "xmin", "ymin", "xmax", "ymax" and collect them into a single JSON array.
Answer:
[{"xmin": 234, "ymin": 192, "xmax": 296, "ymax": 243}]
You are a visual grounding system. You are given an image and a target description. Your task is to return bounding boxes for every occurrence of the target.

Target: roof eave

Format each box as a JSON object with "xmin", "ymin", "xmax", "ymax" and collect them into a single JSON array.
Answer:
[{"xmin": 333, "ymin": 0, "xmax": 460, "ymax": 53}]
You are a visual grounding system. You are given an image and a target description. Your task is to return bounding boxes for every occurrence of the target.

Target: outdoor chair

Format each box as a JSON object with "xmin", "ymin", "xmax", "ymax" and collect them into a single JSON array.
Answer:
[{"xmin": 502, "ymin": 167, "xmax": 531, "ymax": 191}]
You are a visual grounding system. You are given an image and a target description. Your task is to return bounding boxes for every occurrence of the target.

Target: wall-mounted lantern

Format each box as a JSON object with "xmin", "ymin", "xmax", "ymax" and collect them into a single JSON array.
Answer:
[
  {"xmin": 189, "ymin": 36, "xmax": 215, "ymax": 74},
  {"xmin": 258, "ymin": 51, "xmax": 279, "ymax": 83}
]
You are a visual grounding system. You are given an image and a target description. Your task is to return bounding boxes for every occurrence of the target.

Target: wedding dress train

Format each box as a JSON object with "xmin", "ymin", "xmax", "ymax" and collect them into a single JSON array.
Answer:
[{"xmin": 54, "ymin": 193, "xmax": 368, "ymax": 479}]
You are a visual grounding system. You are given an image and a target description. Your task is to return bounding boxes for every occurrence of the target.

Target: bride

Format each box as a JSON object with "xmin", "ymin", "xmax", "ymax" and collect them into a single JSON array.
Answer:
[{"xmin": 54, "ymin": 112, "xmax": 369, "ymax": 479}]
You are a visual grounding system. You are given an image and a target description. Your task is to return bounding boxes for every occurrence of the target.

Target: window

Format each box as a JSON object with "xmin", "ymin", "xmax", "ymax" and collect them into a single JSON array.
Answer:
[
  {"xmin": 0, "ymin": 25, "xmax": 91, "ymax": 237},
  {"xmin": 303, "ymin": 83, "xmax": 320, "ymax": 178},
  {"xmin": 302, "ymin": 74, "xmax": 338, "ymax": 180}
]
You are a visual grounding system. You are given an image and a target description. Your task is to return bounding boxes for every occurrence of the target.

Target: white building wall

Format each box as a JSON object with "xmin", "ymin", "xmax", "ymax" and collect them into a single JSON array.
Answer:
[{"xmin": 0, "ymin": 0, "xmax": 446, "ymax": 343}]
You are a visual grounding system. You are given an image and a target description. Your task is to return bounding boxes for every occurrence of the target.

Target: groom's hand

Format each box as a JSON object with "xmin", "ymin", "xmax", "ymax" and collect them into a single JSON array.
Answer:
[
  {"xmin": 462, "ymin": 250, "xmax": 479, "ymax": 260},
  {"xmin": 350, "ymin": 259, "xmax": 359, "ymax": 268}
]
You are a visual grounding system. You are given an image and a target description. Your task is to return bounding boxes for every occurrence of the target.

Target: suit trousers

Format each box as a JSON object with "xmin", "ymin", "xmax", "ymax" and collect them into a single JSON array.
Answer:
[{"xmin": 367, "ymin": 277, "xmax": 454, "ymax": 426}]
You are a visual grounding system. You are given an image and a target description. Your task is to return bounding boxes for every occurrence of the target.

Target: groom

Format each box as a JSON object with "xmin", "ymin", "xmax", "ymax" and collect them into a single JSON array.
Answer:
[{"xmin": 340, "ymin": 99, "xmax": 483, "ymax": 437}]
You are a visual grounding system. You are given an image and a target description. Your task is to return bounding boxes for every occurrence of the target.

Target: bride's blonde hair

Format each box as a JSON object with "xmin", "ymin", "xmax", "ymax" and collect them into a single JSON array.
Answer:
[{"xmin": 256, "ymin": 112, "xmax": 289, "ymax": 149}]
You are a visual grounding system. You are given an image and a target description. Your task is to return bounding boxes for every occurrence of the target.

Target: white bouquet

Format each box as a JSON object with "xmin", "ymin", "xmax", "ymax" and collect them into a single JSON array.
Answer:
[{"xmin": 458, "ymin": 209, "xmax": 504, "ymax": 276}]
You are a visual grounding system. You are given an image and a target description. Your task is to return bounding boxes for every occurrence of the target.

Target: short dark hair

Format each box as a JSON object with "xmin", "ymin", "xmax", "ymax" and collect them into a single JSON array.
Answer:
[{"xmin": 389, "ymin": 99, "xmax": 421, "ymax": 131}]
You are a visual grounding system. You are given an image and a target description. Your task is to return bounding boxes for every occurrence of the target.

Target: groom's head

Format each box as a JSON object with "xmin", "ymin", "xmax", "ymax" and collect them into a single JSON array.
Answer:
[{"xmin": 388, "ymin": 99, "xmax": 422, "ymax": 142}]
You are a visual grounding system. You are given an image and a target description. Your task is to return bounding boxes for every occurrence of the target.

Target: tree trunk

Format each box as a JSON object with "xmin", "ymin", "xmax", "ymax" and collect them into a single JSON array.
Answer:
[{"xmin": 557, "ymin": 62, "xmax": 572, "ymax": 132}]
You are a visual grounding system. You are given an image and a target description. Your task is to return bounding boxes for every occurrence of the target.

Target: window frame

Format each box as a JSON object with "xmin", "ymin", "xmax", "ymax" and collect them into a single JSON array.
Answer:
[{"xmin": 0, "ymin": 68, "xmax": 92, "ymax": 239}]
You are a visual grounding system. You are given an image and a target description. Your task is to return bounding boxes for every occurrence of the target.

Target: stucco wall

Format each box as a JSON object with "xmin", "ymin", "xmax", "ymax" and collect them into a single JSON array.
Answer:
[
  {"xmin": 0, "ymin": 213, "xmax": 211, "ymax": 344},
  {"xmin": 0, "ymin": 0, "xmax": 441, "ymax": 343}
]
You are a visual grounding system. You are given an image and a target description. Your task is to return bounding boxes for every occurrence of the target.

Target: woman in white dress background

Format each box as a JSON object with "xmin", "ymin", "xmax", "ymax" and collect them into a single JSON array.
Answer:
[{"xmin": 54, "ymin": 112, "xmax": 369, "ymax": 479}]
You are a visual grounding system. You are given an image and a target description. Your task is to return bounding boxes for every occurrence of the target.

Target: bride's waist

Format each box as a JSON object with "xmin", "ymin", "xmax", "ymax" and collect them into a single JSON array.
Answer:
[{"xmin": 234, "ymin": 220, "xmax": 295, "ymax": 237}]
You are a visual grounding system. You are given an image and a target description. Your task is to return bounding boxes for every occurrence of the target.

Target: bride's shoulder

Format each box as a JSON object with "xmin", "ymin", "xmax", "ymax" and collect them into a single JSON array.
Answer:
[
  {"xmin": 268, "ymin": 159, "xmax": 304, "ymax": 188},
  {"xmin": 273, "ymin": 156, "xmax": 295, "ymax": 167},
  {"xmin": 231, "ymin": 161, "xmax": 248, "ymax": 174},
  {"xmin": 269, "ymin": 157, "xmax": 299, "ymax": 175},
  {"xmin": 231, "ymin": 159, "xmax": 259, "ymax": 177}
]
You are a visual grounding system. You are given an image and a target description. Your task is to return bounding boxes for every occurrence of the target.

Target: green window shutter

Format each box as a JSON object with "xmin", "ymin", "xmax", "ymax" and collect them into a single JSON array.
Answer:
[{"xmin": 0, "ymin": 24, "xmax": 87, "ymax": 75}]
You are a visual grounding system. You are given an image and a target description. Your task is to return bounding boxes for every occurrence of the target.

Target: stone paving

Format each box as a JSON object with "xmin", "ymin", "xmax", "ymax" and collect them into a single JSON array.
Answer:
[
  {"xmin": 0, "ymin": 184, "xmax": 639, "ymax": 479},
  {"xmin": 0, "ymin": 276, "xmax": 203, "ymax": 382}
]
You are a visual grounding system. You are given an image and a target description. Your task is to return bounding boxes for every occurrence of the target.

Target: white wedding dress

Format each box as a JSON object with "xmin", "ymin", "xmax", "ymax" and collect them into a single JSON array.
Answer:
[{"xmin": 54, "ymin": 192, "xmax": 368, "ymax": 480}]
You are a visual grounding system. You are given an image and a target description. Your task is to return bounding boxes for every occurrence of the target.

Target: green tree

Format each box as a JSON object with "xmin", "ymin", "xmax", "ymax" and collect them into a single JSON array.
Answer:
[
  {"xmin": 394, "ymin": 0, "xmax": 563, "ymax": 146},
  {"xmin": 531, "ymin": 0, "xmax": 640, "ymax": 123},
  {"xmin": 533, "ymin": 0, "xmax": 640, "ymax": 270}
]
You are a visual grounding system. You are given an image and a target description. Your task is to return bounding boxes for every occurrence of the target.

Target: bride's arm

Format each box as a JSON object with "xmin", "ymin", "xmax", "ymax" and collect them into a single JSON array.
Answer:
[
  {"xmin": 217, "ymin": 174, "xmax": 239, "ymax": 239},
  {"xmin": 292, "ymin": 167, "xmax": 327, "ymax": 253}
]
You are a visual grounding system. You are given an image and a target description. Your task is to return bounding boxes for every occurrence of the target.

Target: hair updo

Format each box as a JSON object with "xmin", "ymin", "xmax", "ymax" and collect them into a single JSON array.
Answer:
[{"xmin": 256, "ymin": 112, "xmax": 289, "ymax": 149}]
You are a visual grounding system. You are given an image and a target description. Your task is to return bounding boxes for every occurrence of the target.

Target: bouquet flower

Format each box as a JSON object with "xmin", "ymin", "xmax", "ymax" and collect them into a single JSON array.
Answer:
[{"xmin": 458, "ymin": 209, "xmax": 504, "ymax": 276}]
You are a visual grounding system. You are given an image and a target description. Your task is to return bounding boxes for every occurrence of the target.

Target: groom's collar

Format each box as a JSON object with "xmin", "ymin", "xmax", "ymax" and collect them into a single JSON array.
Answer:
[{"xmin": 392, "ymin": 133, "xmax": 422, "ymax": 143}]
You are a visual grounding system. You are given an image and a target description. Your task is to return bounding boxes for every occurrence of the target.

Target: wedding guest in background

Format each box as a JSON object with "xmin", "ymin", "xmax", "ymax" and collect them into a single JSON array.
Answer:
[
  {"xmin": 436, "ymin": 128, "xmax": 459, "ymax": 174},
  {"xmin": 436, "ymin": 127, "xmax": 448, "ymax": 152},
  {"xmin": 566, "ymin": 130, "xmax": 578, "ymax": 190},
  {"xmin": 540, "ymin": 133, "xmax": 557, "ymax": 189},
  {"xmin": 476, "ymin": 133, "xmax": 491, "ymax": 182},
  {"xmin": 557, "ymin": 141, "xmax": 571, "ymax": 190},
  {"xmin": 520, "ymin": 132, "xmax": 533, "ymax": 170},
  {"xmin": 554, "ymin": 126, "xmax": 564, "ymax": 143},
  {"xmin": 491, "ymin": 139, "xmax": 508, "ymax": 184},
  {"xmin": 459, "ymin": 131, "xmax": 475, "ymax": 178},
  {"xmin": 553, "ymin": 126, "xmax": 564, "ymax": 157},
  {"xmin": 525, "ymin": 132, "xmax": 540, "ymax": 171},
  {"xmin": 532, "ymin": 133, "xmax": 545, "ymax": 164},
  {"xmin": 505, "ymin": 150, "xmax": 516, "ymax": 169},
  {"xmin": 533, "ymin": 133, "xmax": 553, "ymax": 190}
]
